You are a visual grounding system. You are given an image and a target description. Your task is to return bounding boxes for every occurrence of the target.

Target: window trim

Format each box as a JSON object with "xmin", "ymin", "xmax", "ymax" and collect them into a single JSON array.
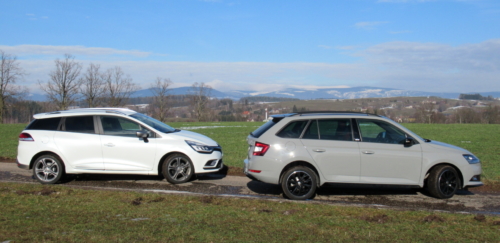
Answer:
[
  {"xmin": 275, "ymin": 119, "xmax": 311, "ymax": 139},
  {"xmin": 355, "ymin": 118, "xmax": 417, "ymax": 145},
  {"xmin": 97, "ymin": 115, "xmax": 157, "ymax": 138},
  {"xmin": 60, "ymin": 116, "xmax": 98, "ymax": 134}
]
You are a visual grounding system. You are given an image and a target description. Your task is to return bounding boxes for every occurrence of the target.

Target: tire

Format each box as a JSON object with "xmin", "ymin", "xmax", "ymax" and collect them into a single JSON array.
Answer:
[
  {"xmin": 162, "ymin": 154, "xmax": 194, "ymax": 184},
  {"xmin": 281, "ymin": 166, "xmax": 318, "ymax": 200},
  {"xmin": 33, "ymin": 155, "xmax": 65, "ymax": 184},
  {"xmin": 427, "ymin": 165, "xmax": 460, "ymax": 199}
]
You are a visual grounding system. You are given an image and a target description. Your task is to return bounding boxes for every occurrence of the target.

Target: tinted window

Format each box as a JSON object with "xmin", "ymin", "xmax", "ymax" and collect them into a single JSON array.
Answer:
[
  {"xmin": 65, "ymin": 116, "xmax": 95, "ymax": 134},
  {"xmin": 251, "ymin": 120, "xmax": 278, "ymax": 138},
  {"xmin": 276, "ymin": 120, "xmax": 309, "ymax": 138},
  {"xmin": 26, "ymin": 118, "xmax": 61, "ymax": 131},
  {"xmin": 101, "ymin": 116, "xmax": 152, "ymax": 137},
  {"xmin": 302, "ymin": 120, "xmax": 319, "ymax": 139},
  {"xmin": 318, "ymin": 119, "xmax": 352, "ymax": 141},
  {"xmin": 358, "ymin": 119, "xmax": 406, "ymax": 144}
]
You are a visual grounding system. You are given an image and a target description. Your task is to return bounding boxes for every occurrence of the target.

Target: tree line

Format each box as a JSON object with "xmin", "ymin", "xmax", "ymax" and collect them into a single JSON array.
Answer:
[{"xmin": 0, "ymin": 51, "xmax": 213, "ymax": 123}]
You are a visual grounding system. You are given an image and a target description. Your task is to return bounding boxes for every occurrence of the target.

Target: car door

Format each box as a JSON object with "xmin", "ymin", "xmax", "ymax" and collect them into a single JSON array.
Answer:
[
  {"xmin": 356, "ymin": 119, "xmax": 422, "ymax": 185},
  {"xmin": 300, "ymin": 119, "xmax": 361, "ymax": 182},
  {"xmin": 53, "ymin": 116, "xmax": 104, "ymax": 170},
  {"xmin": 99, "ymin": 116, "xmax": 157, "ymax": 171}
]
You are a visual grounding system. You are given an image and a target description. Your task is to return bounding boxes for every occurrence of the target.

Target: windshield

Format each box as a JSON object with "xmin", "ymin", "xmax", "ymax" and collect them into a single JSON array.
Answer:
[{"xmin": 129, "ymin": 113, "xmax": 176, "ymax": 133}]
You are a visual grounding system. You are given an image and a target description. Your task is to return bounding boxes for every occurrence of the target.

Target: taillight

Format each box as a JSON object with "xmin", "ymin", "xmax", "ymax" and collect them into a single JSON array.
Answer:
[
  {"xmin": 19, "ymin": 133, "xmax": 34, "ymax": 142},
  {"xmin": 253, "ymin": 142, "xmax": 270, "ymax": 156}
]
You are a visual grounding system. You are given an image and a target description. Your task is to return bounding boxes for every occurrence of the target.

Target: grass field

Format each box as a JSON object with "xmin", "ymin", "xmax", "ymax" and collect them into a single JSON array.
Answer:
[
  {"xmin": 1, "ymin": 122, "xmax": 499, "ymax": 181},
  {"xmin": 1, "ymin": 182, "xmax": 499, "ymax": 242}
]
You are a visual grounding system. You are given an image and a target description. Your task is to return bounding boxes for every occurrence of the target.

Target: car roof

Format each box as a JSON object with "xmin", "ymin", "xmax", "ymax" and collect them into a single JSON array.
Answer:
[
  {"xmin": 272, "ymin": 111, "xmax": 381, "ymax": 119},
  {"xmin": 33, "ymin": 108, "xmax": 137, "ymax": 119}
]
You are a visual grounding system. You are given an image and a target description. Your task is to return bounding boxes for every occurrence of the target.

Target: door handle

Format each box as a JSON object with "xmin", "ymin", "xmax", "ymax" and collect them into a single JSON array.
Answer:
[
  {"xmin": 362, "ymin": 150, "xmax": 374, "ymax": 154},
  {"xmin": 104, "ymin": 143, "xmax": 115, "ymax": 147},
  {"xmin": 313, "ymin": 149, "xmax": 325, "ymax": 152}
]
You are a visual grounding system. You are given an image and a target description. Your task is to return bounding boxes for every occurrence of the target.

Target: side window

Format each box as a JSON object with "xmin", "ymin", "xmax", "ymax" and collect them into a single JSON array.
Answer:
[
  {"xmin": 276, "ymin": 120, "xmax": 309, "ymax": 138},
  {"xmin": 357, "ymin": 119, "xmax": 406, "ymax": 144},
  {"xmin": 302, "ymin": 120, "xmax": 319, "ymax": 139},
  {"xmin": 26, "ymin": 117, "xmax": 61, "ymax": 131},
  {"xmin": 318, "ymin": 119, "xmax": 352, "ymax": 141},
  {"xmin": 100, "ymin": 116, "xmax": 152, "ymax": 137},
  {"xmin": 64, "ymin": 116, "xmax": 95, "ymax": 134}
]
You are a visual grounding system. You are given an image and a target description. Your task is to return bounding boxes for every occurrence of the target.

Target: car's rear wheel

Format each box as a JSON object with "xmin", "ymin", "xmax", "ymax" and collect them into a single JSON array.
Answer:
[
  {"xmin": 162, "ymin": 154, "xmax": 194, "ymax": 184},
  {"xmin": 33, "ymin": 155, "xmax": 64, "ymax": 184},
  {"xmin": 427, "ymin": 165, "xmax": 460, "ymax": 199},
  {"xmin": 281, "ymin": 166, "xmax": 317, "ymax": 200}
]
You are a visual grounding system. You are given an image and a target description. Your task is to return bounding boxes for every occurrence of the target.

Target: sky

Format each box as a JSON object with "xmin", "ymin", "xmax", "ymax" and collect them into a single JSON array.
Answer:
[{"xmin": 1, "ymin": 0, "xmax": 500, "ymax": 94}]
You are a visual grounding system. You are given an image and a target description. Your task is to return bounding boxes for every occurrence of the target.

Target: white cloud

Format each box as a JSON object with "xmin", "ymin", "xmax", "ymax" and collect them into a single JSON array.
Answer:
[
  {"xmin": 354, "ymin": 21, "xmax": 389, "ymax": 30},
  {"xmin": 318, "ymin": 45, "xmax": 333, "ymax": 49},
  {"xmin": 335, "ymin": 45, "xmax": 358, "ymax": 50},
  {"xmin": 0, "ymin": 45, "xmax": 151, "ymax": 57},
  {"xmin": 389, "ymin": 30, "xmax": 412, "ymax": 34},
  {"xmin": 8, "ymin": 39, "xmax": 500, "ymax": 94}
]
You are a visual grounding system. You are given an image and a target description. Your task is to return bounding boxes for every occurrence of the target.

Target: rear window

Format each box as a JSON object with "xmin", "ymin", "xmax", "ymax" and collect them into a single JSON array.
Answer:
[
  {"xmin": 26, "ymin": 118, "xmax": 61, "ymax": 131},
  {"xmin": 251, "ymin": 118, "xmax": 282, "ymax": 138},
  {"xmin": 276, "ymin": 120, "xmax": 309, "ymax": 138}
]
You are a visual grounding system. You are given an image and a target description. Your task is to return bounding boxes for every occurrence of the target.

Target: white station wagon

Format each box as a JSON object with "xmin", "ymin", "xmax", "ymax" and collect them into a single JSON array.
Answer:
[
  {"xmin": 17, "ymin": 108, "xmax": 223, "ymax": 184},
  {"xmin": 244, "ymin": 112, "xmax": 483, "ymax": 200}
]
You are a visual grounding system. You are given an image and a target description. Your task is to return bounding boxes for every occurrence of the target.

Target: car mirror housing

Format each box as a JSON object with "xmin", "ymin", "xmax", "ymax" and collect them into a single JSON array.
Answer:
[
  {"xmin": 136, "ymin": 131, "xmax": 149, "ymax": 142},
  {"xmin": 404, "ymin": 137, "xmax": 414, "ymax": 147}
]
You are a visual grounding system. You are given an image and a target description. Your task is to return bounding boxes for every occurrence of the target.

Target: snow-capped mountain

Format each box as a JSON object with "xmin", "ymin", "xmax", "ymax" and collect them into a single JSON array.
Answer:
[{"xmin": 26, "ymin": 86, "xmax": 500, "ymax": 101}]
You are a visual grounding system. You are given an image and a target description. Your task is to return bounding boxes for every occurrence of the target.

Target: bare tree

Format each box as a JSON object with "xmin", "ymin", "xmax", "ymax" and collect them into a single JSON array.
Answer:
[
  {"xmin": 0, "ymin": 50, "xmax": 25, "ymax": 123},
  {"xmin": 39, "ymin": 54, "xmax": 82, "ymax": 110},
  {"xmin": 80, "ymin": 63, "xmax": 106, "ymax": 108},
  {"xmin": 189, "ymin": 82, "xmax": 212, "ymax": 122},
  {"xmin": 149, "ymin": 77, "xmax": 173, "ymax": 122},
  {"xmin": 103, "ymin": 66, "xmax": 138, "ymax": 107}
]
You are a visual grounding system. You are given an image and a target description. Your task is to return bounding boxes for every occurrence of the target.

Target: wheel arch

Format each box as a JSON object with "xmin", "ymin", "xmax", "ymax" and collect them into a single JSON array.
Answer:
[
  {"xmin": 157, "ymin": 151, "xmax": 191, "ymax": 175},
  {"xmin": 29, "ymin": 151, "xmax": 66, "ymax": 171},
  {"xmin": 424, "ymin": 163, "xmax": 464, "ymax": 189},
  {"xmin": 279, "ymin": 161, "xmax": 321, "ymax": 186}
]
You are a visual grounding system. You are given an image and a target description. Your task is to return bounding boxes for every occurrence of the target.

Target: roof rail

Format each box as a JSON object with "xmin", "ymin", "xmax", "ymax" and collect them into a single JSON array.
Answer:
[
  {"xmin": 293, "ymin": 111, "xmax": 380, "ymax": 116},
  {"xmin": 105, "ymin": 110, "xmax": 127, "ymax": 116}
]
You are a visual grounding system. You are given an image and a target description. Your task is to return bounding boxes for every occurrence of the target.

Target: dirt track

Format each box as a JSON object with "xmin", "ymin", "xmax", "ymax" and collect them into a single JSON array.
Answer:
[{"xmin": 1, "ymin": 162, "xmax": 499, "ymax": 216}]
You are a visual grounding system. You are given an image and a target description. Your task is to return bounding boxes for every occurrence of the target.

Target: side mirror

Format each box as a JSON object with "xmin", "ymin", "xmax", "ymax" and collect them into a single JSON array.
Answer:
[
  {"xmin": 404, "ymin": 136, "xmax": 414, "ymax": 147},
  {"xmin": 136, "ymin": 131, "xmax": 149, "ymax": 142}
]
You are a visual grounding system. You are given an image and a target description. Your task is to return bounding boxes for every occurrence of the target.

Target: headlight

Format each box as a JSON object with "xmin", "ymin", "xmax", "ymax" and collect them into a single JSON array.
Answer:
[
  {"xmin": 186, "ymin": 140, "xmax": 214, "ymax": 153},
  {"xmin": 463, "ymin": 154, "xmax": 480, "ymax": 164}
]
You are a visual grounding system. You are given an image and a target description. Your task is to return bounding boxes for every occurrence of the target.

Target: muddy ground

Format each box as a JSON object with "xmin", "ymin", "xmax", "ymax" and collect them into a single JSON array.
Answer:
[{"xmin": 1, "ymin": 162, "xmax": 499, "ymax": 216}]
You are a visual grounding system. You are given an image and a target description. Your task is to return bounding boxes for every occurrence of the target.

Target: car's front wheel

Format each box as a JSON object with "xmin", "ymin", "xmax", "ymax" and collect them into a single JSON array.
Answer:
[
  {"xmin": 281, "ymin": 166, "xmax": 318, "ymax": 200},
  {"xmin": 162, "ymin": 154, "xmax": 194, "ymax": 184},
  {"xmin": 33, "ymin": 155, "xmax": 64, "ymax": 184},
  {"xmin": 427, "ymin": 165, "xmax": 460, "ymax": 199}
]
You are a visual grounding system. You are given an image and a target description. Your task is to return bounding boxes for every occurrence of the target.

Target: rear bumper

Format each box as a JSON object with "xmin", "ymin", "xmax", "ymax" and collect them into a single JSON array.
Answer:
[
  {"xmin": 17, "ymin": 159, "xmax": 29, "ymax": 170},
  {"xmin": 243, "ymin": 158, "xmax": 279, "ymax": 184}
]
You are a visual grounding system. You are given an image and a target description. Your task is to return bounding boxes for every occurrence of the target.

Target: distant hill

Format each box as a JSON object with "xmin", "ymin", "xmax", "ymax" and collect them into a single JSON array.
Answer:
[{"xmin": 25, "ymin": 86, "xmax": 500, "ymax": 101}]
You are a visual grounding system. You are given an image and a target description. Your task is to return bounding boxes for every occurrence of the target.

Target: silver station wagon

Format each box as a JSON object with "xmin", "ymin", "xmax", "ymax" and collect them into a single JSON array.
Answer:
[{"xmin": 244, "ymin": 112, "xmax": 483, "ymax": 200}]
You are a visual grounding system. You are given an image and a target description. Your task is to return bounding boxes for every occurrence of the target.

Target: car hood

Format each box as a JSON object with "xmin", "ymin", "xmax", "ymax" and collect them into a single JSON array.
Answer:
[
  {"xmin": 169, "ymin": 130, "xmax": 219, "ymax": 146},
  {"xmin": 426, "ymin": 140, "xmax": 469, "ymax": 153}
]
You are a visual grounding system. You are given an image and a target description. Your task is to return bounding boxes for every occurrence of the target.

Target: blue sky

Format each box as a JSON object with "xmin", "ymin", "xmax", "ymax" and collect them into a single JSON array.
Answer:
[{"xmin": 1, "ymin": 0, "xmax": 500, "ymax": 93}]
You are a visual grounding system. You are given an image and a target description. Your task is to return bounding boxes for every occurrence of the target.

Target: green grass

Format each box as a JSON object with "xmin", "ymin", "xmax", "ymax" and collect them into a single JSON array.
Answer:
[
  {"xmin": 1, "ymin": 182, "xmax": 499, "ymax": 242},
  {"xmin": 0, "ymin": 123, "xmax": 27, "ymax": 160},
  {"xmin": 2, "ymin": 122, "xmax": 500, "ymax": 181}
]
